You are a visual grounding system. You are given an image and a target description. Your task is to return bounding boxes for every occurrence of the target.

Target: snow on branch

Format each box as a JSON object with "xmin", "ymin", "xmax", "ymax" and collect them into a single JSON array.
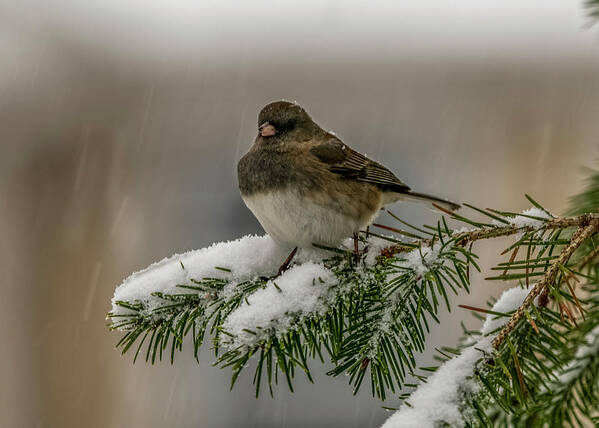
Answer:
[
  {"xmin": 480, "ymin": 286, "xmax": 537, "ymax": 335},
  {"xmin": 492, "ymin": 207, "xmax": 553, "ymax": 229},
  {"xmin": 364, "ymin": 241, "xmax": 450, "ymax": 358},
  {"xmin": 381, "ymin": 286, "xmax": 532, "ymax": 428},
  {"xmin": 111, "ymin": 235, "xmax": 289, "ymax": 317},
  {"xmin": 111, "ymin": 235, "xmax": 337, "ymax": 321},
  {"xmin": 110, "ymin": 234, "xmax": 388, "ymax": 358},
  {"xmin": 221, "ymin": 262, "xmax": 337, "ymax": 350},
  {"xmin": 396, "ymin": 241, "xmax": 445, "ymax": 277},
  {"xmin": 107, "ymin": 198, "xmax": 599, "ymax": 418}
]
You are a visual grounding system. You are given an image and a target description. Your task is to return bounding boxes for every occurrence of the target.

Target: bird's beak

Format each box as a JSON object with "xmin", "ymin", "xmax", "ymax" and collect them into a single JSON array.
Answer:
[{"xmin": 259, "ymin": 122, "xmax": 276, "ymax": 137}]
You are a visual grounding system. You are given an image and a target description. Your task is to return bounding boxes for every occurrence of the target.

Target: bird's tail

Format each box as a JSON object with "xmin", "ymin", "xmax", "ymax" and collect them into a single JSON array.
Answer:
[{"xmin": 395, "ymin": 191, "xmax": 461, "ymax": 212}]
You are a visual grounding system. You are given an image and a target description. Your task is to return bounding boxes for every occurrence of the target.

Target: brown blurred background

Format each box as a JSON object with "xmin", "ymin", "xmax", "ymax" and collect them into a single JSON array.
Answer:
[{"xmin": 2, "ymin": 1, "xmax": 599, "ymax": 427}]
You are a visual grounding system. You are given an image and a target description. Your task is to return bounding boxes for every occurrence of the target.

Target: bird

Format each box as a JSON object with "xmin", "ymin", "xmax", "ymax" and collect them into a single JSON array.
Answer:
[{"xmin": 237, "ymin": 101, "xmax": 459, "ymax": 273}]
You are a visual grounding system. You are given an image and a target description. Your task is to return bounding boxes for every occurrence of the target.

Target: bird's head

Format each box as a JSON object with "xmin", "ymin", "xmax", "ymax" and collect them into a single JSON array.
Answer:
[{"xmin": 257, "ymin": 101, "xmax": 317, "ymax": 142}]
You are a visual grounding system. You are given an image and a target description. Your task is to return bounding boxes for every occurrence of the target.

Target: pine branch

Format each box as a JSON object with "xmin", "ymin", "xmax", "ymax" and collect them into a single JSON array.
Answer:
[
  {"xmin": 492, "ymin": 219, "xmax": 599, "ymax": 349},
  {"xmin": 384, "ymin": 213, "xmax": 599, "ymax": 257},
  {"xmin": 108, "ymin": 188, "xmax": 599, "ymax": 426},
  {"xmin": 382, "ymin": 171, "xmax": 599, "ymax": 427},
  {"xmin": 586, "ymin": 1, "xmax": 599, "ymax": 23}
]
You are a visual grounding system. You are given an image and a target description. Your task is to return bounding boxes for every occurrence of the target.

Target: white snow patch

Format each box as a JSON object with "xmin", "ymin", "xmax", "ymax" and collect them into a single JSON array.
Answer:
[
  {"xmin": 511, "ymin": 207, "xmax": 552, "ymax": 229},
  {"xmin": 480, "ymin": 285, "xmax": 533, "ymax": 335},
  {"xmin": 381, "ymin": 338, "xmax": 492, "ymax": 428},
  {"xmin": 222, "ymin": 262, "xmax": 336, "ymax": 349},
  {"xmin": 396, "ymin": 242, "xmax": 444, "ymax": 277},
  {"xmin": 492, "ymin": 207, "xmax": 552, "ymax": 230},
  {"xmin": 452, "ymin": 226, "xmax": 474, "ymax": 235},
  {"xmin": 111, "ymin": 234, "xmax": 328, "ymax": 319},
  {"xmin": 382, "ymin": 284, "xmax": 531, "ymax": 428}
]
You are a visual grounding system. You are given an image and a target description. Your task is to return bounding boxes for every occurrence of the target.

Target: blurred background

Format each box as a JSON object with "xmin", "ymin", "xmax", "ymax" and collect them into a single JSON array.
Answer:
[{"xmin": 2, "ymin": 1, "xmax": 599, "ymax": 427}]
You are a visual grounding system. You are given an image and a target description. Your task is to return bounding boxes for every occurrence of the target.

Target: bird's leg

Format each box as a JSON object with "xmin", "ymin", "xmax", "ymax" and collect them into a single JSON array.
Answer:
[
  {"xmin": 353, "ymin": 233, "xmax": 360, "ymax": 263},
  {"xmin": 363, "ymin": 227, "xmax": 370, "ymax": 255},
  {"xmin": 278, "ymin": 247, "xmax": 298, "ymax": 276}
]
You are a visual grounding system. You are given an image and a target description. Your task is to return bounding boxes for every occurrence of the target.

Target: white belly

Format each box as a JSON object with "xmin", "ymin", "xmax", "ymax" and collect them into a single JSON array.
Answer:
[{"xmin": 242, "ymin": 190, "xmax": 378, "ymax": 247}]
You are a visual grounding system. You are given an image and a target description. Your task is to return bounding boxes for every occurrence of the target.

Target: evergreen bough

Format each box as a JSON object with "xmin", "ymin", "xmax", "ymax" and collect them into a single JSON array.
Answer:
[{"xmin": 108, "ymin": 168, "xmax": 599, "ymax": 427}]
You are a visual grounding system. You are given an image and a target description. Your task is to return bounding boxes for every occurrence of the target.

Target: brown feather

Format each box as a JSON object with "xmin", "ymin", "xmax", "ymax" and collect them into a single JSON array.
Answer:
[{"xmin": 309, "ymin": 134, "xmax": 411, "ymax": 193}]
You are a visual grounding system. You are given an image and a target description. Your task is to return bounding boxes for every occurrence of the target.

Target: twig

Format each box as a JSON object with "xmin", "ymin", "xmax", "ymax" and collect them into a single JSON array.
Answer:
[
  {"xmin": 491, "ymin": 220, "xmax": 599, "ymax": 349},
  {"xmin": 538, "ymin": 227, "xmax": 599, "ymax": 306},
  {"xmin": 573, "ymin": 243, "xmax": 599, "ymax": 271},
  {"xmin": 381, "ymin": 213, "xmax": 599, "ymax": 257}
]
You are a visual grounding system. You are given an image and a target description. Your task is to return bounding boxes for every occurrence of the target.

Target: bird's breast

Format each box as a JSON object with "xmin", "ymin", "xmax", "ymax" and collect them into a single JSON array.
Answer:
[{"xmin": 241, "ymin": 189, "xmax": 379, "ymax": 248}]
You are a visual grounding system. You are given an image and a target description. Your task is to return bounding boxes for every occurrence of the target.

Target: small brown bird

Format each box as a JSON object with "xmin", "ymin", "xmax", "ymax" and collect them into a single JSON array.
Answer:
[{"xmin": 237, "ymin": 101, "xmax": 459, "ymax": 272}]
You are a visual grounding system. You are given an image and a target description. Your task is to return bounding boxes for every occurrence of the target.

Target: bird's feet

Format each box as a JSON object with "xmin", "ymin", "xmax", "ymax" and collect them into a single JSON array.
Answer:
[
  {"xmin": 353, "ymin": 233, "xmax": 361, "ymax": 264},
  {"xmin": 260, "ymin": 247, "xmax": 298, "ymax": 281},
  {"xmin": 278, "ymin": 247, "xmax": 298, "ymax": 275}
]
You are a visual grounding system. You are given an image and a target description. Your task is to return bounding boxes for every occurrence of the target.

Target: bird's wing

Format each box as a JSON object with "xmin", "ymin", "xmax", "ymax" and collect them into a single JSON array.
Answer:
[{"xmin": 309, "ymin": 135, "xmax": 411, "ymax": 193}]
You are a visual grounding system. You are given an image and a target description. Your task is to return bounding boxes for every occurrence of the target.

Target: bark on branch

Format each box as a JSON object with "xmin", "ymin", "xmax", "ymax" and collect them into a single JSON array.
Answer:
[
  {"xmin": 491, "ymin": 219, "xmax": 599, "ymax": 349},
  {"xmin": 382, "ymin": 213, "xmax": 599, "ymax": 257}
]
